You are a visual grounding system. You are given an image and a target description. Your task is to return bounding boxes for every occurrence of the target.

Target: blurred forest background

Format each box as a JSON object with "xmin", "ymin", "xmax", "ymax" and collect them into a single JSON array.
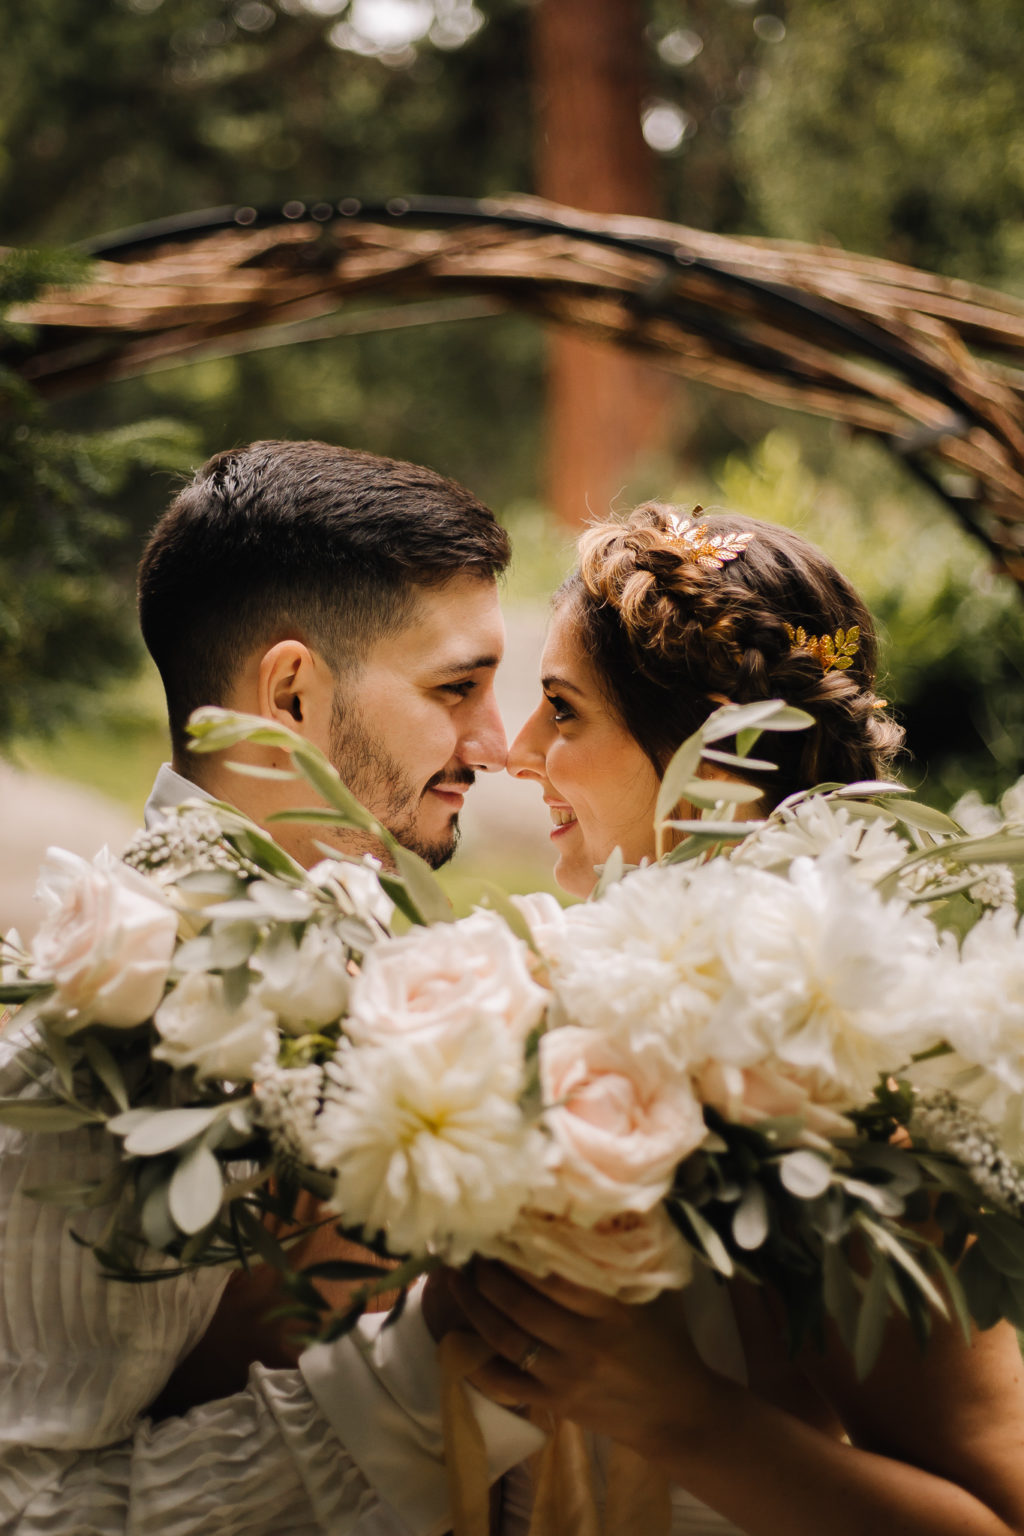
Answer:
[{"xmin": 2, "ymin": 0, "xmax": 1024, "ymax": 908}]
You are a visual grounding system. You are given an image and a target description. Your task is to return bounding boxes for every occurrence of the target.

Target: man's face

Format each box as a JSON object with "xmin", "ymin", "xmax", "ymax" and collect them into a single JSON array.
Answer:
[{"xmin": 328, "ymin": 574, "xmax": 507, "ymax": 867}]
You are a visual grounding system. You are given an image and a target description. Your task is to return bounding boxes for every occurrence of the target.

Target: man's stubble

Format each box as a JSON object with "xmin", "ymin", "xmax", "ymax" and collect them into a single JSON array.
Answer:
[{"xmin": 328, "ymin": 693, "xmax": 470, "ymax": 870}]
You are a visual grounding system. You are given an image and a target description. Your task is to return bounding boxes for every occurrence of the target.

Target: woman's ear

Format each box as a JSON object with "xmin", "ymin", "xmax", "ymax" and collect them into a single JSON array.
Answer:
[{"xmin": 257, "ymin": 640, "xmax": 333, "ymax": 742}]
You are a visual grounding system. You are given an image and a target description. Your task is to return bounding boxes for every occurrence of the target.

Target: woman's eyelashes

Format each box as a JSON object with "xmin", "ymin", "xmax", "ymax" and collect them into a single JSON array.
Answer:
[{"xmin": 545, "ymin": 692, "xmax": 575, "ymax": 723}]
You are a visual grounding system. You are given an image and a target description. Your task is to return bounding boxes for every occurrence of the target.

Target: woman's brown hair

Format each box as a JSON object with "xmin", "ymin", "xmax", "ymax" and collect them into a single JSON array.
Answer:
[{"xmin": 559, "ymin": 504, "xmax": 903, "ymax": 808}]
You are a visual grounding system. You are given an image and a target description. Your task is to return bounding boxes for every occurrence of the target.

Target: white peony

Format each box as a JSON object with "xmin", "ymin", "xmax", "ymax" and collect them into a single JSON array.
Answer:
[
  {"xmin": 912, "ymin": 908, "xmax": 1024, "ymax": 1158},
  {"xmin": 537, "ymin": 1025, "xmax": 707, "ymax": 1223},
  {"xmin": 154, "ymin": 972, "xmax": 278, "ymax": 1081},
  {"xmin": 735, "ymin": 798, "xmax": 910, "ymax": 884},
  {"xmin": 308, "ymin": 856, "xmax": 395, "ymax": 929},
  {"xmin": 1001, "ymin": 778, "xmax": 1024, "ymax": 827},
  {"xmin": 510, "ymin": 891, "xmax": 569, "ymax": 955},
  {"xmin": 544, "ymin": 861, "xmax": 736, "ymax": 1068},
  {"xmin": 254, "ymin": 921, "xmax": 351, "ymax": 1031},
  {"xmin": 707, "ymin": 853, "xmax": 946, "ymax": 1109},
  {"xmin": 313, "ymin": 1024, "xmax": 548, "ymax": 1264},
  {"xmin": 344, "ymin": 910, "xmax": 547, "ymax": 1051},
  {"xmin": 30, "ymin": 847, "xmax": 178, "ymax": 1031},
  {"xmin": 485, "ymin": 1203, "xmax": 693, "ymax": 1303}
]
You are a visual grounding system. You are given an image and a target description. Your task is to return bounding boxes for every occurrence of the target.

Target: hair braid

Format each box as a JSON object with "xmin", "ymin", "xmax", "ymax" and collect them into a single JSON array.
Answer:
[{"xmin": 565, "ymin": 503, "xmax": 902, "ymax": 806}]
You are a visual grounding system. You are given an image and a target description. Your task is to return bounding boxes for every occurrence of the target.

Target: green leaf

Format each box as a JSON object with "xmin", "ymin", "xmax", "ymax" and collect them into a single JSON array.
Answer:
[
  {"xmin": 685, "ymin": 780, "xmax": 765, "ymax": 807},
  {"xmin": 856, "ymin": 1215, "xmax": 948, "ymax": 1318},
  {"xmin": 25, "ymin": 1171, "xmax": 124, "ymax": 1208},
  {"xmin": 141, "ymin": 1177, "xmax": 176, "ymax": 1251},
  {"xmin": 169, "ymin": 1143, "xmax": 225, "ymax": 1235},
  {"xmin": 474, "ymin": 884, "xmax": 541, "ymax": 951},
  {"xmin": 122, "ymin": 1105, "xmax": 226, "ymax": 1156},
  {"xmin": 232, "ymin": 1199, "xmax": 291, "ymax": 1271},
  {"xmin": 655, "ymin": 732, "xmax": 703, "ymax": 828},
  {"xmin": 225, "ymin": 761, "xmax": 299, "ymax": 781},
  {"xmin": 82, "ymin": 1035, "xmax": 130, "ymax": 1114},
  {"xmin": 676, "ymin": 1199, "xmax": 734, "ymax": 1277},
  {"xmin": 889, "ymin": 800, "xmax": 964, "ymax": 836},
  {"xmin": 592, "ymin": 846, "xmax": 626, "ymax": 898},
  {"xmin": 702, "ymin": 747, "xmax": 778, "ymax": 773},
  {"xmin": 0, "ymin": 1097, "xmax": 104, "ymax": 1131},
  {"xmin": 732, "ymin": 1182, "xmax": 769, "ymax": 1250},
  {"xmin": 702, "ymin": 700, "xmax": 813, "ymax": 743},
  {"xmin": 854, "ymin": 1254, "xmax": 891, "ymax": 1380},
  {"xmin": 735, "ymin": 728, "xmax": 763, "ymax": 759},
  {"xmin": 299, "ymin": 1258, "xmax": 395, "ymax": 1282},
  {"xmin": 930, "ymin": 1247, "xmax": 973, "ymax": 1345},
  {"xmin": 975, "ymin": 1213, "xmax": 1024, "ymax": 1279},
  {"xmin": 265, "ymin": 807, "xmax": 371, "ymax": 828},
  {"xmin": 778, "ymin": 1150, "xmax": 832, "ymax": 1199},
  {"xmin": 660, "ymin": 820, "xmax": 757, "ymax": 840},
  {"xmin": 390, "ymin": 843, "xmax": 455, "ymax": 925},
  {"xmin": 39, "ymin": 1023, "xmax": 75, "ymax": 1096},
  {"xmin": 958, "ymin": 1243, "xmax": 1003, "ymax": 1330},
  {"xmin": 823, "ymin": 1241, "xmax": 859, "ymax": 1350}
]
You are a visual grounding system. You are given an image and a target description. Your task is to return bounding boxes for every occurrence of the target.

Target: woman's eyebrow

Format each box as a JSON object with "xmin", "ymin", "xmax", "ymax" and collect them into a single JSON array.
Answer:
[{"xmin": 542, "ymin": 674, "xmax": 585, "ymax": 696}]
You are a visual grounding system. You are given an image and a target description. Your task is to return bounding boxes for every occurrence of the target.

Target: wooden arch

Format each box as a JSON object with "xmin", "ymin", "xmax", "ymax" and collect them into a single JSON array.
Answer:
[{"xmin": 10, "ymin": 194, "xmax": 1024, "ymax": 584}]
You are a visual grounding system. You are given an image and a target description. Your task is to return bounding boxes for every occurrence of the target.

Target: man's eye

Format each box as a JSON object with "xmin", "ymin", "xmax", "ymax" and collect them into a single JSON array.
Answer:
[{"xmin": 440, "ymin": 680, "xmax": 474, "ymax": 698}]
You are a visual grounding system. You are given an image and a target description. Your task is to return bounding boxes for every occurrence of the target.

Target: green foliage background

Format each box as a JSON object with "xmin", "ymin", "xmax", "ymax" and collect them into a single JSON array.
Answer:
[{"xmin": 1, "ymin": 0, "xmax": 1022, "ymax": 812}]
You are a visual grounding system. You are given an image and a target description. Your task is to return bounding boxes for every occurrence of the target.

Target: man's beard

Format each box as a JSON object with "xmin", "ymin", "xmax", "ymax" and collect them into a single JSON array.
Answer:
[{"xmin": 329, "ymin": 698, "xmax": 473, "ymax": 869}]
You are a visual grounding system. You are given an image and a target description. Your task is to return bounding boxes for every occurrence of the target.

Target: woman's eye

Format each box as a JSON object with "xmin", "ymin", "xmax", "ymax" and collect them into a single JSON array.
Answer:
[{"xmin": 546, "ymin": 693, "xmax": 574, "ymax": 723}]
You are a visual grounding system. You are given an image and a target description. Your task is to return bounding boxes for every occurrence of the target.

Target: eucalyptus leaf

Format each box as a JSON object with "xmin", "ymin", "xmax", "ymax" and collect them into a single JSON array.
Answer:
[
  {"xmin": 856, "ymin": 1215, "xmax": 948, "ymax": 1317},
  {"xmin": 300, "ymin": 1258, "xmax": 395, "ymax": 1282},
  {"xmin": 123, "ymin": 1105, "xmax": 226, "ymax": 1156},
  {"xmin": 473, "ymin": 884, "xmax": 541, "ymax": 951},
  {"xmin": 832, "ymin": 781, "xmax": 909, "ymax": 799},
  {"xmin": 732, "ymin": 1182, "xmax": 769, "ymax": 1250},
  {"xmin": 930, "ymin": 1247, "xmax": 973, "ymax": 1345},
  {"xmin": 169, "ymin": 1143, "xmax": 225, "ymax": 1235},
  {"xmin": 655, "ymin": 733, "xmax": 703, "ymax": 827},
  {"xmin": 676, "ymin": 1199, "xmax": 734, "ymax": 1276},
  {"xmin": 702, "ymin": 700, "xmax": 813, "ymax": 743},
  {"xmin": 958, "ymin": 1243, "xmax": 1003, "ymax": 1330},
  {"xmin": 0, "ymin": 1098, "xmax": 104, "ymax": 1131},
  {"xmin": 141, "ymin": 1177, "xmax": 177, "ymax": 1251},
  {"xmin": 39, "ymin": 1023, "xmax": 75, "ymax": 1096},
  {"xmin": 232, "ymin": 1199, "xmax": 290, "ymax": 1271},
  {"xmin": 266, "ymin": 807, "xmax": 371, "ymax": 828},
  {"xmin": 592, "ymin": 845, "xmax": 626, "ymax": 898},
  {"xmin": 390, "ymin": 844, "xmax": 455, "ymax": 925},
  {"xmin": 888, "ymin": 801, "xmax": 964, "ymax": 836},
  {"xmin": 208, "ymin": 922, "xmax": 260, "ymax": 970},
  {"xmin": 685, "ymin": 781, "xmax": 765, "ymax": 807},
  {"xmin": 823, "ymin": 1241, "xmax": 859, "ymax": 1350},
  {"xmin": 975, "ymin": 1213, "xmax": 1024, "ymax": 1279},
  {"xmin": 82, "ymin": 1035, "xmax": 130, "ymax": 1114},
  {"xmin": 660, "ymin": 821, "xmax": 758, "ymax": 840},
  {"xmin": 854, "ymin": 1255, "xmax": 891, "ymax": 1380},
  {"xmin": 25, "ymin": 1172, "xmax": 124, "ymax": 1209},
  {"xmin": 174, "ymin": 870, "xmax": 247, "ymax": 899},
  {"xmin": 224, "ymin": 761, "xmax": 299, "ymax": 781},
  {"xmin": 701, "ymin": 747, "xmax": 778, "ymax": 773},
  {"xmin": 778, "ymin": 1150, "xmax": 832, "ymax": 1199}
]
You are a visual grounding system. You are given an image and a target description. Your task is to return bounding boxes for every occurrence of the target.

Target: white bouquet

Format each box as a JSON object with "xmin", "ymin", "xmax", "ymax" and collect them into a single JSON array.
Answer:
[{"xmin": 4, "ymin": 702, "xmax": 1024, "ymax": 1375}]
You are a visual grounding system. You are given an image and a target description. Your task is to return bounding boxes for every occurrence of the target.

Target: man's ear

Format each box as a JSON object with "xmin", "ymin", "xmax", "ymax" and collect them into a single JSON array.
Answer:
[{"xmin": 257, "ymin": 640, "xmax": 333, "ymax": 741}]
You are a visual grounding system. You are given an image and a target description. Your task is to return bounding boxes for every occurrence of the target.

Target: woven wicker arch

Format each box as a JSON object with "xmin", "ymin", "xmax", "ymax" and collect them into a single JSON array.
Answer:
[{"xmin": 10, "ymin": 194, "xmax": 1024, "ymax": 585}]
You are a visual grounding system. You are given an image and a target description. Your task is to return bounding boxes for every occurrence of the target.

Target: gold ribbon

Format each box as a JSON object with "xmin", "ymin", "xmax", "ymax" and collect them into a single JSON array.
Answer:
[{"xmin": 438, "ymin": 1334, "xmax": 672, "ymax": 1536}]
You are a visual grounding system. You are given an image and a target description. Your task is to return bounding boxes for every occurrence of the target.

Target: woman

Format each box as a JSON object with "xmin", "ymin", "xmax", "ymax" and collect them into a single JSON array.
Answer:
[{"xmin": 444, "ymin": 504, "xmax": 1024, "ymax": 1536}]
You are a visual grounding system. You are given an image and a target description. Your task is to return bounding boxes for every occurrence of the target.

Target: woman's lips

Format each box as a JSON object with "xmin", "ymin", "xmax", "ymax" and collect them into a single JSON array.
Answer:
[{"xmin": 546, "ymin": 801, "xmax": 578, "ymax": 839}]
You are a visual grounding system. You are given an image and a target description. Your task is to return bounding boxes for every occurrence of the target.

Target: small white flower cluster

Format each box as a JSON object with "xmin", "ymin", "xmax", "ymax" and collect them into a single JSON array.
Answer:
[
  {"xmin": 123, "ymin": 806, "xmax": 260, "ymax": 883},
  {"xmin": 253, "ymin": 1052, "xmax": 323, "ymax": 1159},
  {"xmin": 912, "ymin": 1091, "xmax": 1024, "ymax": 1214},
  {"xmin": 735, "ymin": 798, "xmax": 910, "ymax": 885}
]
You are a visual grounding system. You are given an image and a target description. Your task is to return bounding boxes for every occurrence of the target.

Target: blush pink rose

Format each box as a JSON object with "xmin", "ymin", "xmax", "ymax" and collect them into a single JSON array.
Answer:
[
  {"xmin": 696, "ymin": 1060, "xmax": 854, "ymax": 1145},
  {"xmin": 488, "ymin": 1203, "xmax": 693, "ymax": 1303},
  {"xmin": 30, "ymin": 847, "xmax": 178, "ymax": 1031},
  {"xmin": 538, "ymin": 1025, "xmax": 707, "ymax": 1224}
]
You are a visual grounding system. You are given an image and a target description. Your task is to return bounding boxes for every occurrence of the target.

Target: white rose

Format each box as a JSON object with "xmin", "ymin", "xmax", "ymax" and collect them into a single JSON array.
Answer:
[
  {"xmin": 308, "ymin": 857, "xmax": 395, "ymax": 929},
  {"xmin": 254, "ymin": 923, "xmax": 351, "ymax": 1031},
  {"xmin": 345, "ymin": 910, "xmax": 547, "ymax": 1049},
  {"xmin": 30, "ymin": 847, "xmax": 178, "ymax": 1031},
  {"xmin": 154, "ymin": 972, "xmax": 278, "ymax": 1081},
  {"xmin": 510, "ymin": 891, "xmax": 568, "ymax": 955},
  {"xmin": 695, "ymin": 1060, "xmax": 855, "ymax": 1144},
  {"xmin": 537, "ymin": 1025, "xmax": 707, "ymax": 1223},
  {"xmin": 486, "ymin": 1203, "xmax": 693, "ymax": 1303}
]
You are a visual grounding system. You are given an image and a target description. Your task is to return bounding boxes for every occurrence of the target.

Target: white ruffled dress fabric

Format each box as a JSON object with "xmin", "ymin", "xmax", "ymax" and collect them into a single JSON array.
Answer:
[{"xmin": 0, "ymin": 1024, "xmax": 542, "ymax": 1535}]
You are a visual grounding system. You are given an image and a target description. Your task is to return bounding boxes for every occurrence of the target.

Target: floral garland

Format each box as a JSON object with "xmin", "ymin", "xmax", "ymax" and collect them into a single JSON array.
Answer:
[{"xmin": 3, "ymin": 700, "xmax": 1024, "ymax": 1373}]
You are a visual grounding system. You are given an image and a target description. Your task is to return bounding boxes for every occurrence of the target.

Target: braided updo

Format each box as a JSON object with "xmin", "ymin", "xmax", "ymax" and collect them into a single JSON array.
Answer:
[{"xmin": 560, "ymin": 503, "xmax": 903, "ymax": 808}]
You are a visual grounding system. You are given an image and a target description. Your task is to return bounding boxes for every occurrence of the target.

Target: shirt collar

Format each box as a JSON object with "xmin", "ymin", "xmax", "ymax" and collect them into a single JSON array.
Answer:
[{"xmin": 144, "ymin": 763, "xmax": 216, "ymax": 828}]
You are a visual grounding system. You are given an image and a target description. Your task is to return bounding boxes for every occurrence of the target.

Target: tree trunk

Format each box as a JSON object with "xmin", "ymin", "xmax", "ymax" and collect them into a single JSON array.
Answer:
[{"xmin": 533, "ymin": 0, "xmax": 671, "ymax": 525}]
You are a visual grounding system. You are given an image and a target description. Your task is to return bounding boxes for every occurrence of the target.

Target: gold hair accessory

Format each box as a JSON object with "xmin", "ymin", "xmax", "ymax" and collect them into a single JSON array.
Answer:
[
  {"xmin": 785, "ymin": 622, "xmax": 860, "ymax": 673},
  {"xmin": 666, "ymin": 509, "xmax": 755, "ymax": 571}
]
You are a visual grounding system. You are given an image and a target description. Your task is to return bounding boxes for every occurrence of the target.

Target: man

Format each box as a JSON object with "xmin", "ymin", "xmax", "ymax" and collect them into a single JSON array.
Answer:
[
  {"xmin": 0, "ymin": 439, "xmax": 541, "ymax": 1533},
  {"xmin": 137, "ymin": 437, "xmax": 510, "ymax": 870}
]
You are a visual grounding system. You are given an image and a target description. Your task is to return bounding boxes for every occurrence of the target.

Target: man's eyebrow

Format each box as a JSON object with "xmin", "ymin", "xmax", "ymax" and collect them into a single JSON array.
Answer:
[
  {"xmin": 430, "ymin": 654, "xmax": 502, "ymax": 679},
  {"xmin": 542, "ymin": 673, "xmax": 584, "ymax": 696}
]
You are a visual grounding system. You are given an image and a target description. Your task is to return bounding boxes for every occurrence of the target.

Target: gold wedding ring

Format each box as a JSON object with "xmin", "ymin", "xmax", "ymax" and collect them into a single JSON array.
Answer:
[{"xmin": 517, "ymin": 1339, "xmax": 542, "ymax": 1374}]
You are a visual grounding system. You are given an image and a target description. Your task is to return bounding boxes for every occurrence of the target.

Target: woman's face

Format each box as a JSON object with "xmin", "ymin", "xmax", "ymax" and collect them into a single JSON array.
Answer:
[{"xmin": 507, "ymin": 603, "xmax": 661, "ymax": 898}]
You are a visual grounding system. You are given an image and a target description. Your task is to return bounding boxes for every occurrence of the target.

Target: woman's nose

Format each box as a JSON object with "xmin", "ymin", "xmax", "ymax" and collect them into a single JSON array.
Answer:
[{"xmin": 507, "ymin": 703, "xmax": 549, "ymax": 780}]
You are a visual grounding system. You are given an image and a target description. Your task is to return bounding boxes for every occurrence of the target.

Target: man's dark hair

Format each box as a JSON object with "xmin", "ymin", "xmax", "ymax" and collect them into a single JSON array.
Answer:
[{"xmin": 138, "ymin": 439, "xmax": 510, "ymax": 756}]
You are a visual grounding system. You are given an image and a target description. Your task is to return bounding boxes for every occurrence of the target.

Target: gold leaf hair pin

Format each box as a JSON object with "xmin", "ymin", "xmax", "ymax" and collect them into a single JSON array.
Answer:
[
  {"xmin": 785, "ymin": 622, "xmax": 861, "ymax": 673},
  {"xmin": 665, "ymin": 509, "xmax": 755, "ymax": 571}
]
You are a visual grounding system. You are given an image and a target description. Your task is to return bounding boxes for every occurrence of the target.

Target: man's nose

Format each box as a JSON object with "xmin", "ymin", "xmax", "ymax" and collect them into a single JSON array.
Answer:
[{"xmin": 459, "ymin": 692, "xmax": 507, "ymax": 772}]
